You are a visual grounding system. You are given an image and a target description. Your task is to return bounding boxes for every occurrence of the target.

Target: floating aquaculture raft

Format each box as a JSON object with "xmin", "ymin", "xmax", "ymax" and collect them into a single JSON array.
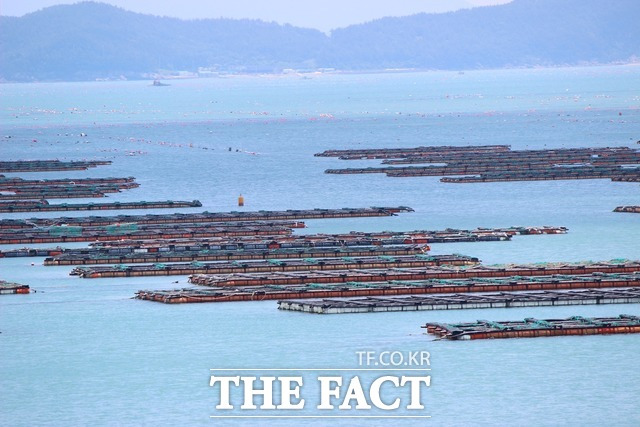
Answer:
[
  {"xmin": 73, "ymin": 254, "xmax": 479, "ymax": 278},
  {"xmin": 0, "ymin": 200, "xmax": 203, "ymax": 213},
  {"xmin": 44, "ymin": 245, "xmax": 428, "ymax": 265},
  {"xmin": 136, "ymin": 271, "xmax": 640, "ymax": 304},
  {"xmin": 0, "ymin": 174, "xmax": 140, "ymax": 200},
  {"xmin": 0, "ymin": 160, "xmax": 111, "ymax": 173},
  {"xmin": 0, "ymin": 225, "xmax": 566, "ymax": 258},
  {"xmin": 187, "ymin": 261, "xmax": 640, "ymax": 287},
  {"xmin": 423, "ymin": 315, "xmax": 640, "ymax": 340},
  {"xmin": 0, "ymin": 206, "xmax": 413, "ymax": 229},
  {"xmin": 439, "ymin": 167, "xmax": 640, "ymax": 183},
  {"xmin": 0, "ymin": 176, "xmax": 137, "ymax": 188},
  {"xmin": 318, "ymin": 145, "xmax": 640, "ymax": 184},
  {"xmin": 0, "ymin": 185, "xmax": 138, "ymax": 200},
  {"xmin": 0, "ymin": 280, "xmax": 30, "ymax": 294},
  {"xmin": 315, "ymin": 145, "xmax": 511, "ymax": 160},
  {"xmin": 83, "ymin": 225, "xmax": 562, "ymax": 249},
  {"xmin": 614, "ymin": 206, "xmax": 640, "ymax": 214},
  {"xmin": 612, "ymin": 176, "xmax": 640, "ymax": 183},
  {"xmin": 277, "ymin": 288, "xmax": 640, "ymax": 313},
  {"xmin": 0, "ymin": 221, "xmax": 302, "ymax": 244}
]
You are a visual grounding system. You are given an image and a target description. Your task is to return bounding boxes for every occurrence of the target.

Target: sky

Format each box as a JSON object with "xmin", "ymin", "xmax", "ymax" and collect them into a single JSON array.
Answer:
[{"xmin": 0, "ymin": 0, "xmax": 513, "ymax": 32}]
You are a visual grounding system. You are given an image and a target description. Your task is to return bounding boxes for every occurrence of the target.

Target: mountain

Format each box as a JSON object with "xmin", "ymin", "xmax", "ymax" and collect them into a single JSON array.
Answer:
[
  {"xmin": 1, "ymin": 0, "xmax": 638, "ymax": 82},
  {"xmin": 0, "ymin": 2, "xmax": 328, "ymax": 81},
  {"xmin": 328, "ymin": 0, "xmax": 639, "ymax": 69}
]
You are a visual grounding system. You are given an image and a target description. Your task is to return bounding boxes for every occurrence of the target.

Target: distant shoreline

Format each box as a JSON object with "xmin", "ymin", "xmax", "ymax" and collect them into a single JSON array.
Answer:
[{"xmin": 2, "ymin": 61, "xmax": 639, "ymax": 85}]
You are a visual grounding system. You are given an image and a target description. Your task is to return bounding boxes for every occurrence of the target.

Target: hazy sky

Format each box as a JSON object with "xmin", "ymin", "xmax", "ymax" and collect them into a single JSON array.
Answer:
[{"xmin": 0, "ymin": 0, "xmax": 512, "ymax": 32}]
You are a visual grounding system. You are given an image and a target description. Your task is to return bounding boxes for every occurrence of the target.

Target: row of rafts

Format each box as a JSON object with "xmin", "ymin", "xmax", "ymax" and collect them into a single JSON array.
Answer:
[
  {"xmin": 0, "ymin": 160, "xmax": 111, "ymax": 172},
  {"xmin": 3, "ymin": 155, "xmax": 637, "ymax": 340},
  {"xmin": 0, "ymin": 219, "xmax": 308, "ymax": 243},
  {"xmin": 0, "ymin": 206, "xmax": 413, "ymax": 229},
  {"xmin": 0, "ymin": 181, "xmax": 139, "ymax": 200},
  {"xmin": 1, "ymin": 161, "xmax": 206, "ymax": 211},
  {"xmin": 70, "ymin": 254, "xmax": 481, "ymax": 278},
  {"xmin": 134, "ymin": 266, "xmax": 640, "ymax": 340},
  {"xmin": 0, "ymin": 199, "xmax": 203, "ymax": 213},
  {"xmin": 422, "ymin": 315, "xmax": 640, "ymax": 340},
  {"xmin": 277, "ymin": 288, "xmax": 640, "ymax": 314},
  {"xmin": 317, "ymin": 145, "xmax": 640, "ymax": 183},
  {"xmin": 0, "ymin": 226, "xmax": 568, "ymax": 259},
  {"xmin": 137, "ymin": 269, "xmax": 640, "ymax": 302}
]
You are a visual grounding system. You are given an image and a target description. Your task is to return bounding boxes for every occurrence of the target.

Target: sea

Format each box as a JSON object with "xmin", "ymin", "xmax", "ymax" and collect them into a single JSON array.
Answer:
[{"xmin": 1, "ymin": 65, "xmax": 639, "ymax": 426}]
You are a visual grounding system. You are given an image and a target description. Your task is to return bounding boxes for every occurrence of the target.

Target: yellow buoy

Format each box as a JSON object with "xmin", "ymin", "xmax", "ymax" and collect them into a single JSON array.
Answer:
[{"xmin": 238, "ymin": 194, "xmax": 244, "ymax": 207}]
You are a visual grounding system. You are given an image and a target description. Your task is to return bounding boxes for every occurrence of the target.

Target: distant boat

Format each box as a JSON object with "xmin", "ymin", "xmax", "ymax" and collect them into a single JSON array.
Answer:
[{"xmin": 151, "ymin": 80, "xmax": 170, "ymax": 87}]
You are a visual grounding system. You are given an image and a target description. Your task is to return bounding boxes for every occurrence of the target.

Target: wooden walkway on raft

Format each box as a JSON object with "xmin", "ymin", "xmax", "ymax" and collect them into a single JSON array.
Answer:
[
  {"xmin": 188, "ymin": 261, "xmax": 640, "ymax": 287},
  {"xmin": 0, "ymin": 200, "xmax": 203, "ymax": 213},
  {"xmin": 136, "ymin": 271, "xmax": 640, "ymax": 303},
  {"xmin": 0, "ymin": 206, "xmax": 413, "ymax": 229},
  {"xmin": 277, "ymin": 288, "xmax": 640, "ymax": 314},
  {"xmin": 0, "ymin": 280, "xmax": 30, "ymax": 294},
  {"xmin": 0, "ymin": 221, "xmax": 303, "ymax": 244},
  {"xmin": 423, "ymin": 315, "xmax": 640, "ymax": 340},
  {"xmin": 0, "ymin": 160, "xmax": 111, "ymax": 173},
  {"xmin": 72, "ymin": 254, "xmax": 479, "ymax": 278},
  {"xmin": 44, "ymin": 245, "xmax": 428, "ymax": 265},
  {"xmin": 614, "ymin": 206, "xmax": 640, "ymax": 214}
]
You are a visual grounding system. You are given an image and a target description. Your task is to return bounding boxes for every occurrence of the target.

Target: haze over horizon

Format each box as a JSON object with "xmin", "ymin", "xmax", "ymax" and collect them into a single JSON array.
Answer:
[
  {"xmin": 0, "ymin": 0, "xmax": 512, "ymax": 32},
  {"xmin": 3, "ymin": 0, "xmax": 636, "ymax": 82}
]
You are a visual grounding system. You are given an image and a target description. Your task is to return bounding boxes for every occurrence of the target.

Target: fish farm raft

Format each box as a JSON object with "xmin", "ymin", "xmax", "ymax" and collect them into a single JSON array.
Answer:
[
  {"xmin": 0, "ymin": 206, "xmax": 414, "ymax": 229},
  {"xmin": 2, "ymin": 155, "xmax": 636, "ymax": 342},
  {"xmin": 277, "ymin": 288, "xmax": 640, "ymax": 314},
  {"xmin": 0, "ymin": 176, "xmax": 137, "ymax": 187},
  {"xmin": 614, "ymin": 206, "xmax": 640, "ymax": 214},
  {"xmin": 186, "ymin": 260, "xmax": 640, "ymax": 287},
  {"xmin": 0, "ymin": 221, "xmax": 304, "ymax": 244},
  {"xmin": 0, "ymin": 200, "xmax": 203, "ymax": 213},
  {"xmin": 43, "ymin": 245, "xmax": 428, "ymax": 265},
  {"xmin": 423, "ymin": 315, "xmax": 640, "ymax": 340},
  {"xmin": 0, "ymin": 280, "xmax": 30, "ymax": 295},
  {"xmin": 136, "ymin": 270, "xmax": 640, "ymax": 303},
  {"xmin": 0, "ymin": 225, "xmax": 565, "ymax": 259},
  {"xmin": 0, "ymin": 225, "xmax": 566, "ymax": 256},
  {"xmin": 0, "ymin": 160, "xmax": 111, "ymax": 172},
  {"xmin": 316, "ymin": 145, "xmax": 640, "ymax": 184},
  {"xmin": 72, "ymin": 254, "xmax": 479, "ymax": 278}
]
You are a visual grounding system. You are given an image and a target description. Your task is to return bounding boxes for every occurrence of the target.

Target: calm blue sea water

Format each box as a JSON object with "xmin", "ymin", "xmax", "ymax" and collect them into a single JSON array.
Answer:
[{"xmin": 1, "ymin": 66, "xmax": 639, "ymax": 426}]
